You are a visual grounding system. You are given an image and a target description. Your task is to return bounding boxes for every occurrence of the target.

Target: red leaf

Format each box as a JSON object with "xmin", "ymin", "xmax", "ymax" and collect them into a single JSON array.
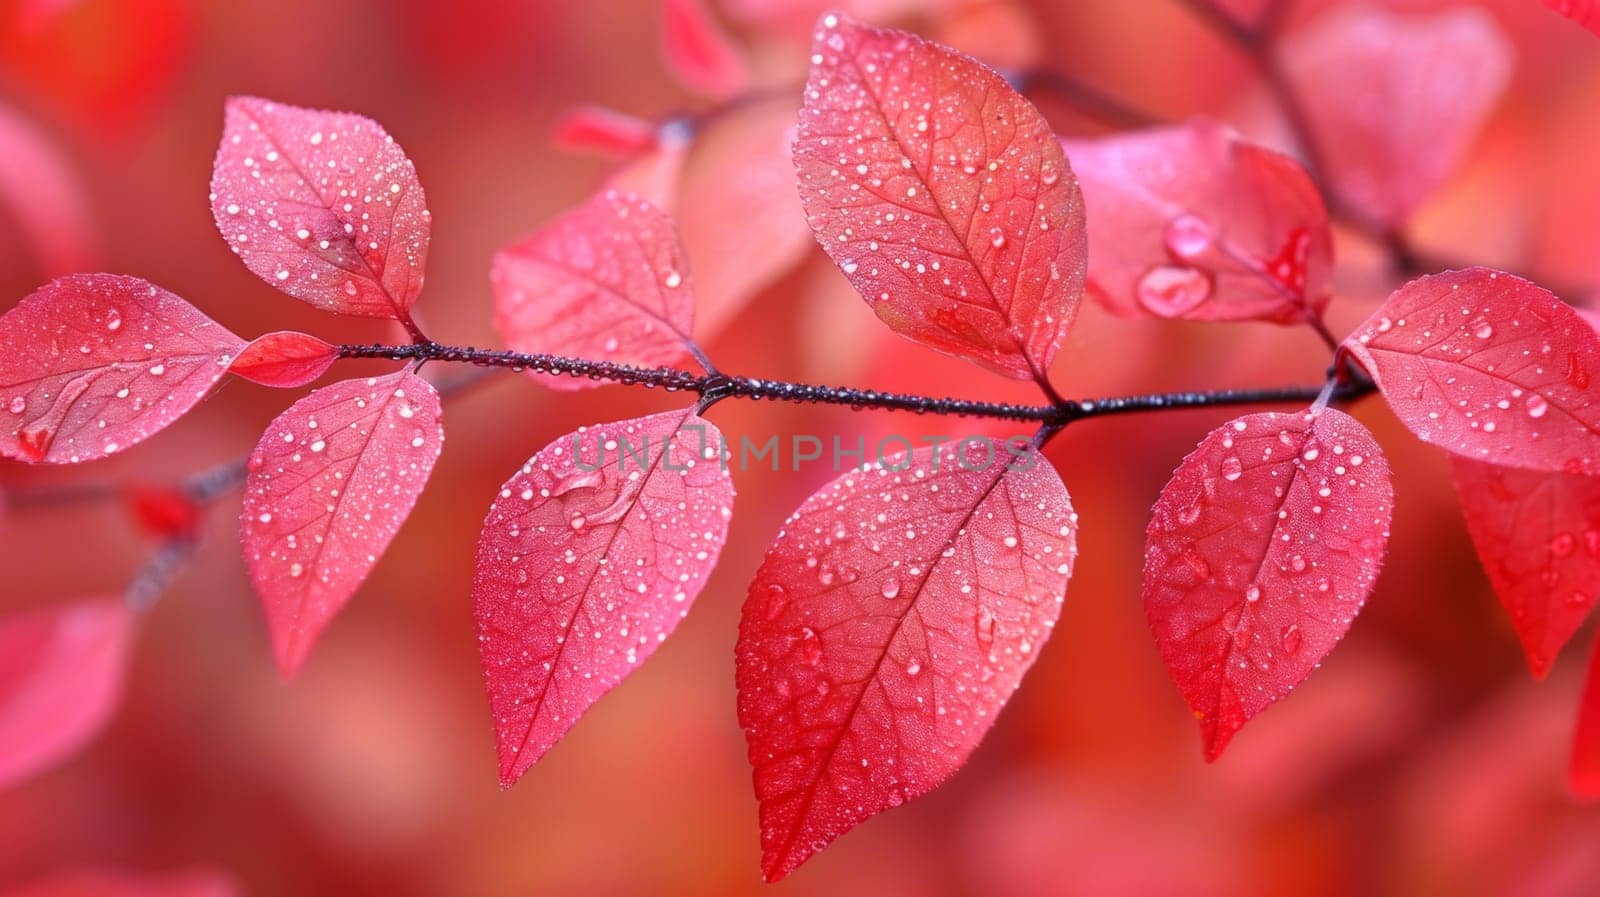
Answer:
[
  {"xmin": 0, "ymin": 599, "xmax": 133, "ymax": 789},
  {"xmin": 210, "ymin": 97, "xmax": 431, "ymax": 320},
  {"xmin": 1573, "ymin": 637, "xmax": 1600, "ymax": 798},
  {"xmin": 1062, "ymin": 118, "xmax": 1333, "ymax": 324},
  {"xmin": 793, "ymin": 14, "xmax": 1087, "ymax": 380},
  {"xmin": 0, "ymin": 867, "xmax": 240, "ymax": 897},
  {"xmin": 474, "ymin": 409, "xmax": 734, "ymax": 785},
  {"xmin": 552, "ymin": 105, "xmax": 659, "ymax": 158},
  {"xmin": 492, "ymin": 189, "xmax": 697, "ymax": 390},
  {"xmin": 676, "ymin": 100, "xmax": 814, "ymax": 340},
  {"xmin": 1143, "ymin": 408, "xmax": 1393, "ymax": 760},
  {"xmin": 736, "ymin": 440, "xmax": 1077, "ymax": 881},
  {"xmin": 229, "ymin": 331, "xmax": 339, "ymax": 389},
  {"xmin": 1546, "ymin": 0, "xmax": 1600, "ymax": 36},
  {"xmin": 661, "ymin": 0, "xmax": 749, "ymax": 97},
  {"xmin": 1283, "ymin": 6, "xmax": 1512, "ymax": 226},
  {"xmin": 241, "ymin": 370, "xmax": 444, "ymax": 676},
  {"xmin": 1452, "ymin": 459, "xmax": 1600, "ymax": 678},
  {"xmin": 0, "ymin": 274, "xmax": 244, "ymax": 464},
  {"xmin": 1346, "ymin": 269, "xmax": 1600, "ymax": 473}
]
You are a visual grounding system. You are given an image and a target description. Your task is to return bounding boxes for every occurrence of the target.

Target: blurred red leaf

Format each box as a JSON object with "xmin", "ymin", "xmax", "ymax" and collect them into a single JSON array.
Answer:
[
  {"xmin": 1063, "ymin": 118, "xmax": 1332, "ymax": 323},
  {"xmin": 1283, "ymin": 5, "xmax": 1512, "ymax": 226},
  {"xmin": 1574, "ymin": 637, "xmax": 1600, "ymax": 798},
  {"xmin": 1452, "ymin": 459, "xmax": 1600, "ymax": 678},
  {"xmin": 1545, "ymin": 0, "xmax": 1600, "ymax": 36},
  {"xmin": 552, "ymin": 105, "xmax": 660, "ymax": 158},
  {"xmin": 241, "ymin": 370, "xmax": 444, "ymax": 676},
  {"xmin": 492, "ymin": 189, "xmax": 698, "ymax": 390},
  {"xmin": 229, "ymin": 331, "xmax": 339, "ymax": 389},
  {"xmin": 0, "ymin": 274, "xmax": 243, "ymax": 464},
  {"xmin": 0, "ymin": 599, "xmax": 132, "ymax": 789},
  {"xmin": 0, "ymin": 101, "xmax": 99, "ymax": 279},
  {"xmin": 0, "ymin": 0, "xmax": 193, "ymax": 138},
  {"xmin": 793, "ymin": 14, "xmax": 1086, "ymax": 380},
  {"xmin": 736, "ymin": 441, "xmax": 1076, "ymax": 880},
  {"xmin": 661, "ymin": 0, "xmax": 749, "ymax": 97},
  {"xmin": 475, "ymin": 409, "xmax": 733, "ymax": 785},
  {"xmin": 1345, "ymin": 269, "xmax": 1600, "ymax": 473},
  {"xmin": 676, "ymin": 100, "xmax": 814, "ymax": 339},
  {"xmin": 0, "ymin": 867, "xmax": 239, "ymax": 897},
  {"xmin": 210, "ymin": 97, "xmax": 431, "ymax": 320},
  {"xmin": 1144, "ymin": 408, "xmax": 1393, "ymax": 760}
]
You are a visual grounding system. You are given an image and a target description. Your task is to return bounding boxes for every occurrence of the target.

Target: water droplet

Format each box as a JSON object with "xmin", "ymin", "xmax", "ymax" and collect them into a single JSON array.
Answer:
[
  {"xmin": 988, "ymin": 228, "xmax": 1006, "ymax": 249},
  {"xmin": 1220, "ymin": 455, "xmax": 1244, "ymax": 481},
  {"xmin": 905, "ymin": 658, "xmax": 922, "ymax": 676},
  {"xmin": 1164, "ymin": 214, "xmax": 1213, "ymax": 260},
  {"xmin": 1552, "ymin": 532, "xmax": 1576, "ymax": 558},
  {"xmin": 1136, "ymin": 266, "xmax": 1212, "ymax": 318},
  {"xmin": 7, "ymin": 396, "xmax": 24, "ymax": 414},
  {"xmin": 1280, "ymin": 624, "xmax": 1302, "ymax": 653},
  {"xmin": 1471, "ymin": 318, "xmax": 1494, "ymax": 339},
  {"xmin": 799, "ymin": 627, "xmax": 823, "ymax": 666},
  {"xmin": 1525, "ymin": 394, "xmax": 1550, "ymax": 419},
  {"xmin": 105, "ymin": 311, "xmax": 122, "ymax": 332},
  {"xmin": 764, "ymin": 584, "xmax": 788, "ymax": 621},
  {"xmin": 1245, "ymin": 585, "xmax": 1261, "ymax": 603},
  {"xmin": 570, "ymin": 514, "xmax": 587, "ymax": 530},
  {"xmin": 975, "ymin": 607, "xmax": 996, "ymax": 648},
  {"xmin": 880, "ymin": 578, "xmax": 901, "ymax": 599}
]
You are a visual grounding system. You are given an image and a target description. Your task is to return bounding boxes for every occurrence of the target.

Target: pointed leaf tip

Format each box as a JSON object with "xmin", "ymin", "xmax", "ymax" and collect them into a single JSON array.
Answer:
[
  {"xmin": 475, "ymin": 409, "xmax": 734, "ymax": 785},
  {"xmin": 241, "ymin": 371, "xmax": 443, "ymax": 676},
  {"xmin": 1144, "ymin": 409, "xmax": 1393, "ymax": 760},
  {"xmin": 737, "ymin": 442, "xmax": 1076, "ymax": 878}
]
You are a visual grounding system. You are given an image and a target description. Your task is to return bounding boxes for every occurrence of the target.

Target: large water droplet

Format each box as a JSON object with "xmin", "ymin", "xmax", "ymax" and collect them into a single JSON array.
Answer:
[
  {"xmin": 880, "ymin": 578, "xmax": 901, "ymax": 599},
  {"xmin": 1525, "ymin": 394, "xmax": 1550, "ymax": 419},
  {"xmin": 1220, "ymin": 455, "xmax": 1244, "ymax": 481},
  {"xmin": 7, "ymin": 396, "xmax": 24, "ymax": 415},
  {"xmin": 1280, "ymin": 624, "xmax": 1302, "ymax": 654},
  {"xmin": 799, "ymin": 627, "xmax": 823, "ymax": 667},
  {"xmin": 764, "ymin": 584, "xmax": 788, "ymax": 621},
  {"xmin": 1471, "ymin": 318, "xmax": 1494, "ymax": 340},
  {"xmin": 1136, "ymin": 266, "xmax": 1212, "ymax": 318}
]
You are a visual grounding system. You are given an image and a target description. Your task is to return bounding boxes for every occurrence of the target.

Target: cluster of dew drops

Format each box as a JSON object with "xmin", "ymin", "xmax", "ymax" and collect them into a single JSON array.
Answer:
[
  {"xmin": 244, "ymin": 375, "xmax": 439, "ymax": 587},
  {"xmin": 753, "ymin": 444, "xmax": 1076, "ymax": 746},
  {"xmin": 1355, "ymin": 273, "xmax": 1595, "ymax": 471},
  {"xmin": 214, "ymin": 102, "xmax": 430, "ymax": 301},
  {"xmin": 800, "ymin": 14, "xmax": 1072, "ymax": 338},
  {"xmin": 482, "ymin": 416, "xmax": 732, "ymax": 700}
]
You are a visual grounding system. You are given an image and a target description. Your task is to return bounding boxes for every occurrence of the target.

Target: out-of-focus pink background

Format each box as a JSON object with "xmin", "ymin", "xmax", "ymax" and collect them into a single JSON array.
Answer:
[{"xmin": 2, "ymin": 0, "xmax": 1599, "ymax": 894}]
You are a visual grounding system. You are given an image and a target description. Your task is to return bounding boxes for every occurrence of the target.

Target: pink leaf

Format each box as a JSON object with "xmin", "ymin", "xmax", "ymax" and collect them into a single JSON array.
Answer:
[
  {"xmin": 1545, "ymin": 0, "xmax": 1600, "ymax": 36},
  {"xmin": 661, "ymin": 0, "xmax": 749, "ymax": 97},
  {"xmin": 793, "ymin": 14, "xmax": 1087, "ymax": 380},
  {"xmin": 210, "ymin": 97, "xmax": 431, "ymax": 320},
  {"xmin": 1345, "ymin": 268, "xmax": 1600, "ymax": 473},
  {"xmin": 1283, "ymin": 6, "xmax": 1512, "ymax": 226},
  {"xmin": 241, "ymin": 370, "xmax": 443, "ymax": 676},
  {"xmin": 0, "ymin": 274, "xmax": 244, "ymax": 464},
  {"xmin": 552, "ymin": 105, "xmax": 659, "ymax": 158},
  {"xmin": 1143, "ymin": 408, "xmax": 1393, "ymax": 760},
  {"xmin": 1062, "ymin": 118, "xmax": 1333, "ymax": 323},
  {"xmin": 736, "ymin": 440, "xmax": 1077, "ymax": 880},
  {"xmin": 0, "ymin": 867, "xmax": 240, "ymax": 897},
  {"xmin": 492, "ymin": 189, "xmax": 697, "ymax": 390},
  {"xmin": 1573, "ymin": 637, "xmax": 1600, "ymax": 798},
  {"xmin": 0, "ymin": 599, "xmax": 133, "ymax": 789},
  {"xmin": 229, "ymin": 330, "xmax": 339, "ymax": 388},
  {"xmin": 474, "ymin": 409, "xmax": 734, "ymax": 785},
  {"xmin": 1452, "ymin": 459, "xmax": 1600, "ymax": 678}
]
